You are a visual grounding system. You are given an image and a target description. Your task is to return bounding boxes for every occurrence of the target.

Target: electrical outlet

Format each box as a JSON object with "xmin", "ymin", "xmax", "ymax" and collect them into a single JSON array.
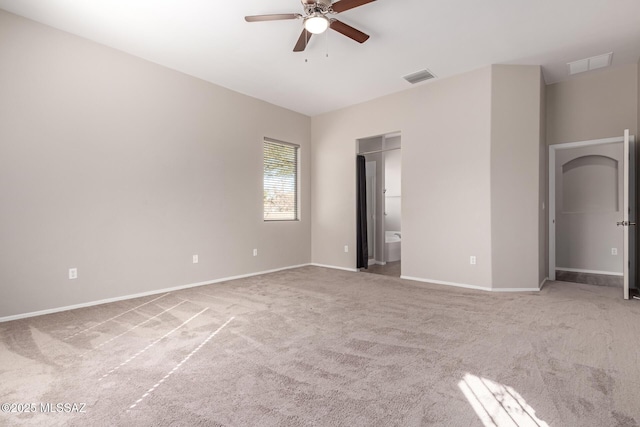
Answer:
[
  {"xmin": 612, "ymin": 248, "xmax": 618, "ymax": 255},
  {"xmin": 69, "ymin": 268, "xmax": 78, "ymax": 280},
  {"xmin": 344, "ymin": 245, "xmax": 349, "ymax": 253},
  {"xmin": 193, "ymin": 254, "xmax": 199, "ymax": 264},
  {"xmin": 253, "ymin": 249, "xmax": 258, "ymax": 257},
  {"xmin": 470, "ymin": 256, "xmax": 477, "ymax": 265}
]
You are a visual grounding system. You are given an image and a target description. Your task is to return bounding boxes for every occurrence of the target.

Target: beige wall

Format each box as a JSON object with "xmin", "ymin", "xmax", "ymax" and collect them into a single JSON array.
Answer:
[
  {"xmin": 490, "ymin": 65, "xmax": 544, "ymax": 289},
  {"xmin": 312, "ymin": 65, "xmax": 545, "ymax": 291},
  {"xmin": 0, "ymin": 11, "xmax": 311, "ymax": 318},
  {"xmin": 312, "ymin": 67, "xmax": 494, "ymax": 288},
  {"xmin": 546, "ymin": 63, "xmax": 639, "ymax": 283},
  {"xmin": 1, "ymin": 9, "xmax": 564, "ymax": 319},
  {"xmin": 546, "ymin": 64, "xmax": 639, "ymax": 145}
]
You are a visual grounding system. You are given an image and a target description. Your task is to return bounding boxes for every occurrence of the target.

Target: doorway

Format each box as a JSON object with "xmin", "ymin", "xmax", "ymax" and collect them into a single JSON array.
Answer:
[
  {"xmin": 549, "ymin": 131, "xmax": 636, "ymax": 299},
  {"xmin": 357, "ymin": 132, "xmax": 401, "ymax": 277}
]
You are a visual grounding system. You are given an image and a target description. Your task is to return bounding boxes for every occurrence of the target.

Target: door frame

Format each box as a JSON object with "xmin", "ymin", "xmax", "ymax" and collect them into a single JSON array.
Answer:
[
  {"xmin": 365, "ymin": 161, "xmax": 377, "ymax": 264},
  {"xmin": 356, "ymin": 131, "xmax": 401, "ymax": 269},
  {"xmin": 549, "ymin": 134, "xmax": 635, "ymax": 295}
]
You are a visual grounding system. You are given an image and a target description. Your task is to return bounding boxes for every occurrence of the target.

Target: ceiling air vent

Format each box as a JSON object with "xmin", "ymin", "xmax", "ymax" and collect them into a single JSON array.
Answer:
[
  {"xmin": 403, "ymin": 69, "xmax": 436, "ymax": 84},
  {"xmin": 567, "ymin": 52, "xmax": 613, "ymax": 76}
]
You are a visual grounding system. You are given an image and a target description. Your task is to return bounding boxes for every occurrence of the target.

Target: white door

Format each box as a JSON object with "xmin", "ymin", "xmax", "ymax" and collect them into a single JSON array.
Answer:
[{"xmin": 623, "ymin": 129, "xmax": 630, "ymax": 299}]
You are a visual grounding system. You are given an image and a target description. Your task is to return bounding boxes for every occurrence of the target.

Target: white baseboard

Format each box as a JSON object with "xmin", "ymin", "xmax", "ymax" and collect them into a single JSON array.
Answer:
[
  {"xmin": 491, "ymin": 287, "xmax": 542, "ymax": 292},
  {"xmin": 0, "ymin": 263, "xmax": 312, "ymax": 323},
  {"xmin": 367, "ymin": 259, "xmax": 385, "ymax": 266},
  {"xmin": 310, "ymin": 263, "xmax": 358, "ymax": 273},
  {"xmin": 556, "ymin": 267, "xmax": 623, "ymax": 276},
  {"xmin": 401, "ymin": 276, "xmax": 491, "ymax": 292},
  {"xmin": 400, "ymin": 276, "xmax": 540, "ymax": 293},
  {"xmin": 539, "ymin": 277, "xmax": 549, "ymax": 289}
]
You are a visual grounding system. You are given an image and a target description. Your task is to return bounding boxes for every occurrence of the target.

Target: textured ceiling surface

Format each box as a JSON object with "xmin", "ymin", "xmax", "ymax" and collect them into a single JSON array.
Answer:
[{"xmin": 1, "ymin": 0, "xmax": 639, "ymax": 116}]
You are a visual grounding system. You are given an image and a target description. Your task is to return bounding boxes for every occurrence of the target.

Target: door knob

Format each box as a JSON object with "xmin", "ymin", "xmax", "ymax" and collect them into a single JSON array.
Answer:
[{"xmin": 616, "ymin": 221, "xmax": 637, "ymax": 226}]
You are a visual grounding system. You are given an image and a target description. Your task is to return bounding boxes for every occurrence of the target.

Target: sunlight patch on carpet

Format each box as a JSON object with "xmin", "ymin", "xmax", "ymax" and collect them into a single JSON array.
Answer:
[
  {"xmin": 459, "ymin": 373, "xmax": 549, "ymax": 427},
  {"xmin": 128, "ymin": 316, "xmax": 234, "ymax": 410},
  {"xmin": 99, "ymin": 307, "xmax": 210, "ymax": 382}
]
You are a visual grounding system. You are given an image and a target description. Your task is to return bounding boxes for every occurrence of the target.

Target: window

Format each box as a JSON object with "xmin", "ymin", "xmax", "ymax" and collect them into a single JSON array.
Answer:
[{"xmin": 263, "ymin": 138, "xmax": 299, "ymax": 221}]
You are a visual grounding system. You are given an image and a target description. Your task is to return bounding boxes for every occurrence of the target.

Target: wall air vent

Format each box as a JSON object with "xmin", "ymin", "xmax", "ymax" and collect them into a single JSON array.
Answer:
[
  {"xmin": 567, "ymin": 52, "xmax": 613, "ymax": 76},
  {"xmin": 403, "ymin": 69, "xmax": 436, "ymax": 84}
]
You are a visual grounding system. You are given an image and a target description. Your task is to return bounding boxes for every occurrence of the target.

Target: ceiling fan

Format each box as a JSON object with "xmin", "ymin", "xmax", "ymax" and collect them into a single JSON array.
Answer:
[{"xmin": 245, "ymin": 0, "xmax": 376, "ymax": 52}]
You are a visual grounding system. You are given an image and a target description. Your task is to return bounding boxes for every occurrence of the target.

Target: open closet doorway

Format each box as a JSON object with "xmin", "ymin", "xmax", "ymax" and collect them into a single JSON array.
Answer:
[
  {"xmin": 549, "ymin": 130, "xmax": 637, "ymax": 299},
  {"xmin": 356, "ymin": 132, "xmax": 401, "ymax": 277}
]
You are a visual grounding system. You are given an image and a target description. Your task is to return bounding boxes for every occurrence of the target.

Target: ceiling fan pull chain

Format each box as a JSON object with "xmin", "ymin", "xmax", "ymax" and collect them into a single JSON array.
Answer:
[{"xmin": 325, "ymin": 29, "xmax": 329, "ymax": 58}]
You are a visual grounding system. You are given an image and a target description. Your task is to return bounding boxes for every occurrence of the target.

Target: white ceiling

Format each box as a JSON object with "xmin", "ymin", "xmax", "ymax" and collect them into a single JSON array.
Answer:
[{"xmin": 1, "ymin": 0, "xmax": 639, "ymax": 116}]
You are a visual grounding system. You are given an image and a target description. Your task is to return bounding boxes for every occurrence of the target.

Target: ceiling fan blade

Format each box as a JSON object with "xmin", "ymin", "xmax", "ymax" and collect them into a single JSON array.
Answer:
[
  {"xmin": 245, "ymin": 13, "xmax": 301, "ymax": 22},
  {"xmin": 293, "ymin": 29, "xmax": 313, "ymax": 52},
  {"xmin": 330, "ymin": 19, "xmax": 369, "ymax": 43},
  {"xmin": 331, "ymin": 0, "xmax": 376, "ymax": 14}
]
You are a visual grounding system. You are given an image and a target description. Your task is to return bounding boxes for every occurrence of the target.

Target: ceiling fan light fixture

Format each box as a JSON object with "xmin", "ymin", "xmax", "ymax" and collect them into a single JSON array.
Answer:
[{"xmin": 304, "ymin": 14, "xmax": 329, "ymax": 34}]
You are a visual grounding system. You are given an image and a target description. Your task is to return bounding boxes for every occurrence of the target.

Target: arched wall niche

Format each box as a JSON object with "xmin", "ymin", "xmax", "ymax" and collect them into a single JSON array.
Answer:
[{"xmin": 561, "ymin": 155, "xmax": 618, "ymax": 213}]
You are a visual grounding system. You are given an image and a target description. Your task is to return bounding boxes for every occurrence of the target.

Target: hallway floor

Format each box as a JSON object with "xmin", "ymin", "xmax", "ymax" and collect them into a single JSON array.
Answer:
[
  {"xmin": 555, "ymin": 270, "xmax": 622, "ymax": 287},
  {"xmin": 365, "ymin": 261, "xmax": 401, "ymax": 277}
]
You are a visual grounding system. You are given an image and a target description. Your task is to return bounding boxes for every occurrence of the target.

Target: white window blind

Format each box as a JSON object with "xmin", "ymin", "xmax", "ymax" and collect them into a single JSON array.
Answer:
[{"xmin": 263, "ymin": 138, "xmax": 299, "ymax": 221}]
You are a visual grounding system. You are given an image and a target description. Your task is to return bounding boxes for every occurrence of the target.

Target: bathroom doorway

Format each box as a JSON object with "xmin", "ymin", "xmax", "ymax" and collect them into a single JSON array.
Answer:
[{"xmin": 357, "ymin": 132, "xmax": 401, "ymax": 277}]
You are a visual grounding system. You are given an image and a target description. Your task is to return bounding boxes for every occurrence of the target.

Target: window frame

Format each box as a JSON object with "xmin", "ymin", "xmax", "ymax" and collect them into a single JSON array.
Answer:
[{"xmin": 263, "ymin": 137, "xmax": 300, "ymax": 222}]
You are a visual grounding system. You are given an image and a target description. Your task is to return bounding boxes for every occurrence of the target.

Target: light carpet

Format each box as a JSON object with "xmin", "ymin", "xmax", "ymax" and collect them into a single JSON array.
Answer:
[{"xmin": 1, "ymin": 266, "xmax": 639, "ymax": 426}]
